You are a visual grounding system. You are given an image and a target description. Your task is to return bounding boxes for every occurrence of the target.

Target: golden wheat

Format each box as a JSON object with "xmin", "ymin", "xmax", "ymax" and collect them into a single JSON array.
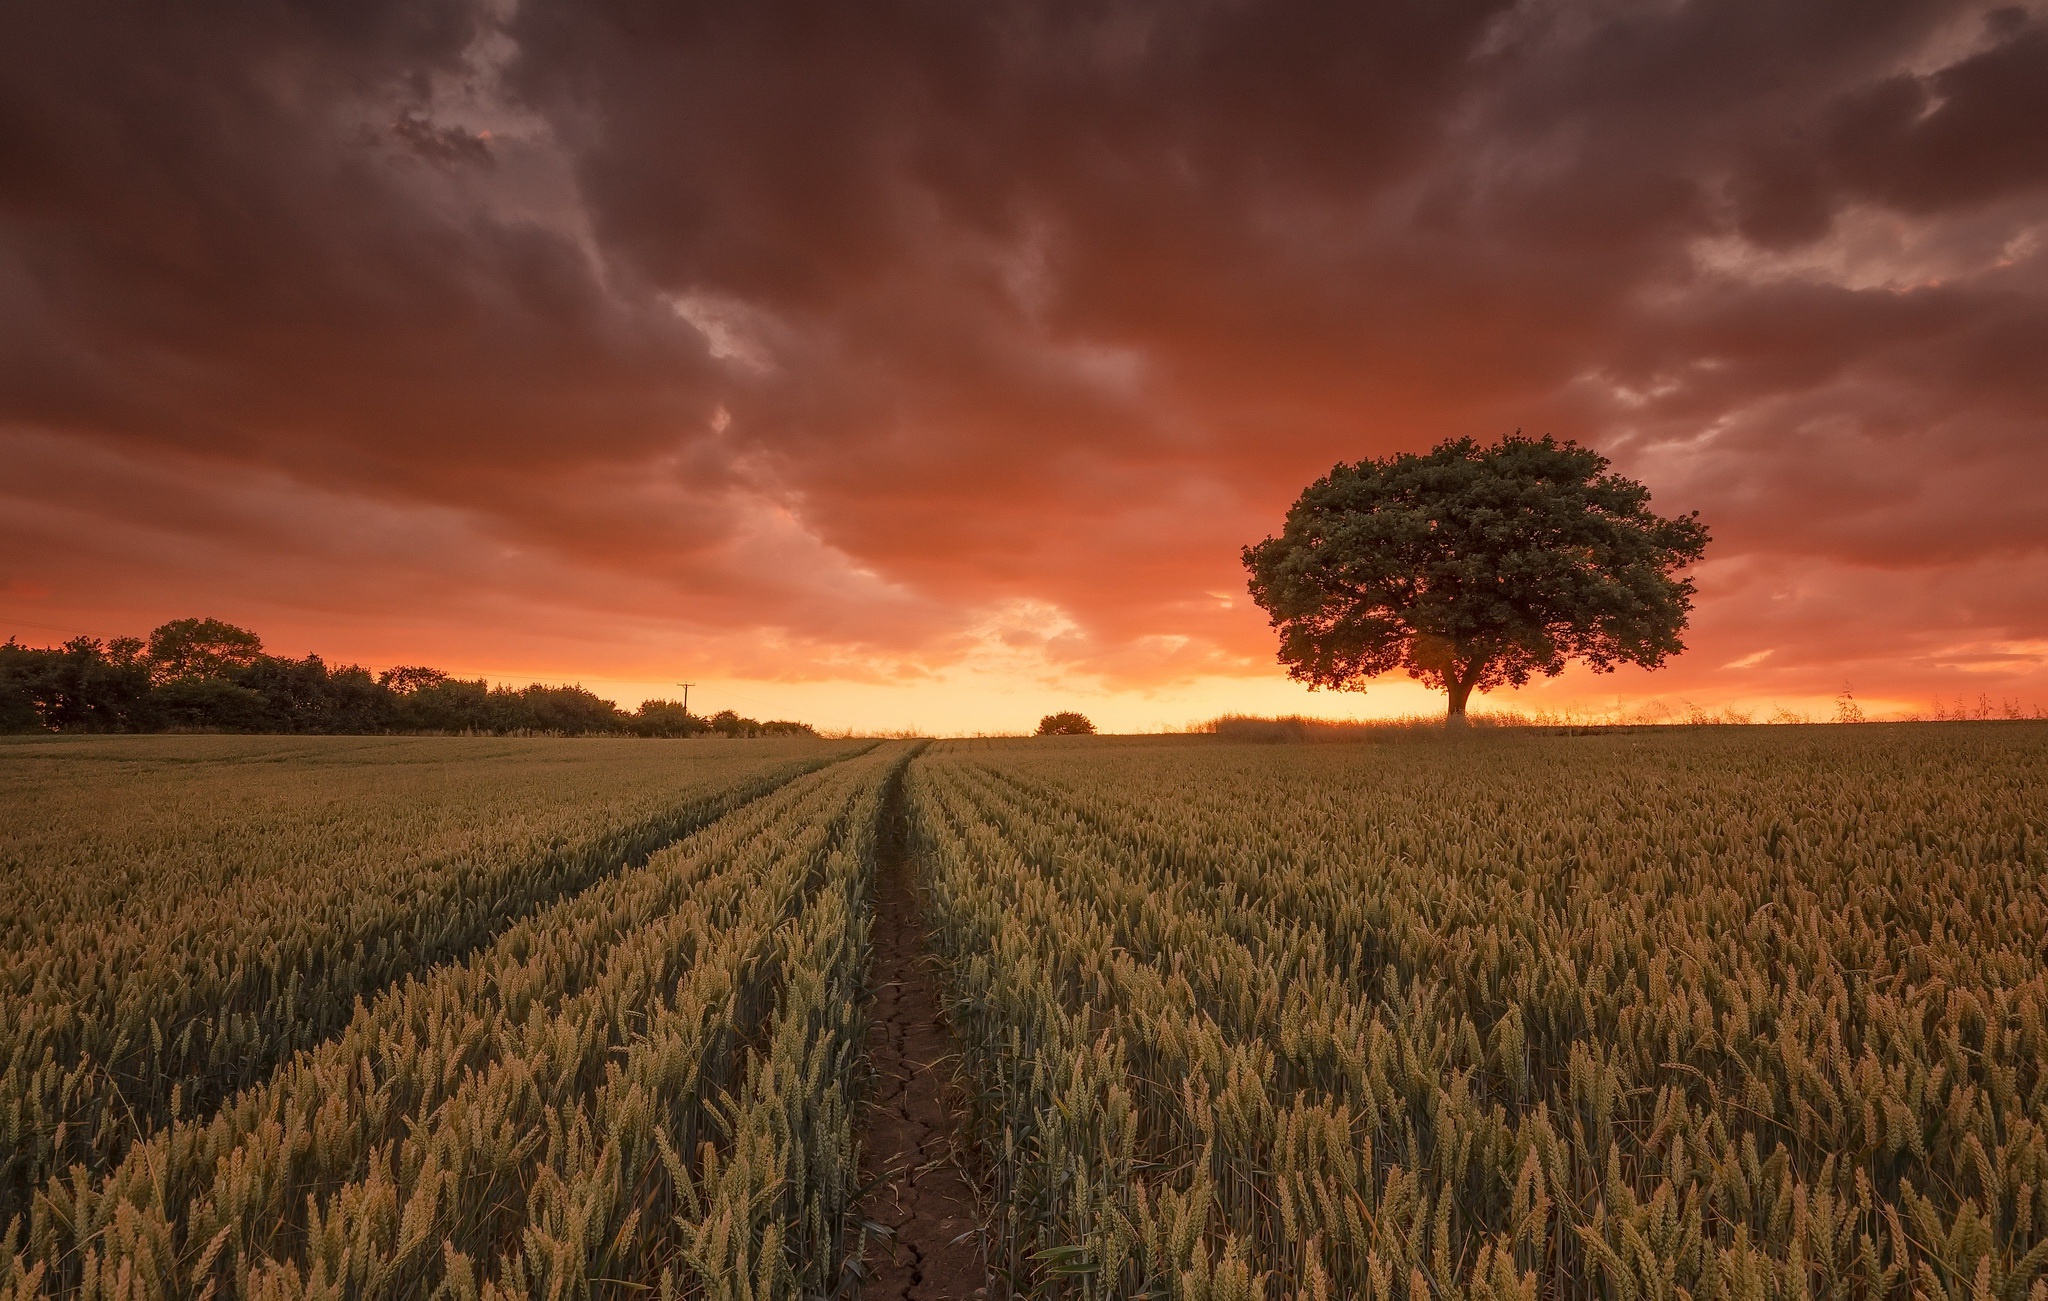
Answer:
[
  {"xmin": 912, "ymin": 726, "xmax": 2048, "ymax": 1301},
  {"xmin": 1, "ymin": 737, "xmax": 898, "ymax": 1299},
  {"xmin": 6, "ymin": 726, "xmax": 2041, "ymax": 1301}
]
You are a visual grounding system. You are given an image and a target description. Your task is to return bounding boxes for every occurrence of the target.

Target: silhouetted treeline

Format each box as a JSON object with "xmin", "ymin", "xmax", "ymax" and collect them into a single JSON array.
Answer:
[{"xmin": 0, "ymin": 618, "xmax": 815, "ymax": 738}]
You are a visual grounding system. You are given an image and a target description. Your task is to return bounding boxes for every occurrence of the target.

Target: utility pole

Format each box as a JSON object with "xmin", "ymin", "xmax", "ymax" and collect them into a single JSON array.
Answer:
[{"xmin": 678, "ymin": 682, "xmax": 695, "ymax": 716}]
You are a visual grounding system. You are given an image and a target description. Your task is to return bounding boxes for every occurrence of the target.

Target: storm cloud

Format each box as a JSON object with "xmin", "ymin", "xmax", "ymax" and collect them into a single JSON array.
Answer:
[{"xmin": 4, "ymin": 0, "xmax": 2044, "ymax": 717}]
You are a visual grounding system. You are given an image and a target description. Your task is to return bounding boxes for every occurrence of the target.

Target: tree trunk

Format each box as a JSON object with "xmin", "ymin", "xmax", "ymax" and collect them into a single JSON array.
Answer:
[{"xmin": 1445, "ymin": 663, "xmax": 1480, "ymax": 727}]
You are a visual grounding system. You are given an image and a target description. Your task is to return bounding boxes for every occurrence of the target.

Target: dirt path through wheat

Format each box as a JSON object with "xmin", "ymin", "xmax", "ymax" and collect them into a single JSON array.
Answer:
[{"xmin": 855, "ymin": 768, "xmax": 988, "ymax": 1299}]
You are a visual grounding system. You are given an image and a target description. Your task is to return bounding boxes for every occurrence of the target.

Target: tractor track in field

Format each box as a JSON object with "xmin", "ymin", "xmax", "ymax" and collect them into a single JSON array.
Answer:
[{"xmin": 854, "ymin": 765, "xmax": 989, "ymax": 1300}]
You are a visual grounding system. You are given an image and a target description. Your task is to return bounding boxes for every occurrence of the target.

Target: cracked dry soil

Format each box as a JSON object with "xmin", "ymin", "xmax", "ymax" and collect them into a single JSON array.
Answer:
[{"xmin": 854, "ymin": 775, "xmax": 988, "ymax": 1299}]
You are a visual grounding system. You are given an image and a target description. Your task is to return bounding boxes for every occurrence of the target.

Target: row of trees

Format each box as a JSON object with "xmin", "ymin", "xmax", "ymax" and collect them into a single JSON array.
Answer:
[{"xmin": 0, "ymin": 618, "xmax": 814, "ymax": 738}]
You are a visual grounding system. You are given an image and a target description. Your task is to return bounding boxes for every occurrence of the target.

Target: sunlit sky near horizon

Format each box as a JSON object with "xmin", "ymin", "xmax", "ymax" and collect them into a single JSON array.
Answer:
[{"xmin": 5, "ymin": 0, "xmax": 2046, "ymax": 733}]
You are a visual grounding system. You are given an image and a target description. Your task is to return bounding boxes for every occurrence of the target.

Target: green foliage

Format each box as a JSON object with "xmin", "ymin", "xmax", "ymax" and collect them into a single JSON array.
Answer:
[
  {"xmin": 630, "ymin": 703, "xmax": 819, "ymax": 739},
  {"xmin": 1037, "ymin": 711, "xmax": 1098, "ymax": 736},
  {"xmin": 377, "ymin": 665, "xmax": 448, "ymax": 694},
  {"xmin": 0, "ymin": 622, "xmax": 818, "ymax": 737},
  {"xmin": 147, "ymin": 676, "xmax": 272, "ymax": 730},
  {"xmin": 1244, "ymin": 435, "xmax": 1709, "ymax": 717},
  {"xmin": 911, "ymin": 726, "xmax": 2048, "ymax": 1301},
  {"xmin": 144, "ymin": 617, "xmax": 265, "ymax": 682},
  {"xmin": 0, "ymin": 637, "xmax": 152, "ymax": 731},
  {"xmin": 634, "ymin": 697, "xmax": 707, "ymax": 737},
  {"xmin": 0, "ymin": 677, "xmax": 36, "ymax": 733}
]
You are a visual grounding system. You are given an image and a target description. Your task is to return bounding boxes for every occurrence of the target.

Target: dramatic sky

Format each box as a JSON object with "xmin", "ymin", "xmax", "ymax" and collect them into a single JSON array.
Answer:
[{"xmin": 4, "ymin": 0, "xmax": 2045, "ymax": 731}]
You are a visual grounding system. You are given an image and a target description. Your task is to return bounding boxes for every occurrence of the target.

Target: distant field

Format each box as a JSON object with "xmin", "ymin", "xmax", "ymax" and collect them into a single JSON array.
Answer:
[{"xmin": 1, "ymin": 726, "xmax": 2043, "ymax": 1300}]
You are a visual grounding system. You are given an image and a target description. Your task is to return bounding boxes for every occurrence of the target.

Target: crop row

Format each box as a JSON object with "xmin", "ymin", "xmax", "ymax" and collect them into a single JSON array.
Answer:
[
  {"xmin": 912, "ymin": 729, "xmax": 2048, "ymax": 1301},
  {"xmin": 1, "ymin": 742, "xmax": 900, "ymax": 1299},
  {"xmin": 0, "ymin": 738, "xmax": 845, "ymax": 945},
  {"xmin": 0, "ymin": 738, "xmax": 859, "ymax": 1224}
]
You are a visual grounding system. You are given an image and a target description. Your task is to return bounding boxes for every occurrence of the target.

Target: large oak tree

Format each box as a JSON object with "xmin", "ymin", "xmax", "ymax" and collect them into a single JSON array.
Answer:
[{"xmin": 1243, "ymin": 435, "xmax": 1709, "ymax": 723}]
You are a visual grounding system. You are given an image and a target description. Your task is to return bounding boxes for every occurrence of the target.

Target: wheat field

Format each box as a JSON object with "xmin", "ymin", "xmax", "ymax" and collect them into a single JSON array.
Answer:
[
  {"xmin": 913, "ymin": 727, "xmax": 2048, "ymax": 1301},
  {"xmin": 2, "ymin": 725, "xmax": 2043, "ymax": 1300}
]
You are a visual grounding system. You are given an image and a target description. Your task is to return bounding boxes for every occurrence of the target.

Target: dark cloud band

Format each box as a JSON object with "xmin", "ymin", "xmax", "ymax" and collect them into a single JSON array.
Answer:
[{"xmin": 3, "ymin": 0, "xmax": 2043, "ymax": 705}]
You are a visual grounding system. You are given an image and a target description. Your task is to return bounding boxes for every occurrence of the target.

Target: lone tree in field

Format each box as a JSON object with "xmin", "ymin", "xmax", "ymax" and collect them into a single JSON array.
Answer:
[
  {"xmin": 1037, "ymin": 711, "xmax": 1096, "ymax": 735},
  {"xmin": 1243, "ymin": 435, "xmax": 1709, "ymax": 725}
]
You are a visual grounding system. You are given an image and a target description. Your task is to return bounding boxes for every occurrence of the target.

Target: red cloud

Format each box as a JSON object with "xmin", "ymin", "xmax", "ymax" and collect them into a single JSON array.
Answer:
[{"xmin": 4, "ymin": 0, "xmax": 2045, "ymax": 718}]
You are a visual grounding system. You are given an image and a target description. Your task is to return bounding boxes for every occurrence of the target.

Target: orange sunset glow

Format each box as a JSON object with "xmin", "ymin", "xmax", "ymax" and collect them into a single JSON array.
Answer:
[{"xmin": 5, "ymin": 1, "xmax": 2047, "ymax": 733}]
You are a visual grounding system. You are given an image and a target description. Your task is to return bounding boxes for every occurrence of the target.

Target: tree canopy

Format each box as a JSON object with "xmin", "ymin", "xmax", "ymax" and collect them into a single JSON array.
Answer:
[
  {"xmin": 1036, "ymin": 711, "xmax": 1097, "ymax": 735},
  {"xmin": 1242, "ymin": 435, "xmax": 1709, "ymax": 722},
  {"xmin": 146, "ymin": 617, "xmax": 266, "ymax": 681}
]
